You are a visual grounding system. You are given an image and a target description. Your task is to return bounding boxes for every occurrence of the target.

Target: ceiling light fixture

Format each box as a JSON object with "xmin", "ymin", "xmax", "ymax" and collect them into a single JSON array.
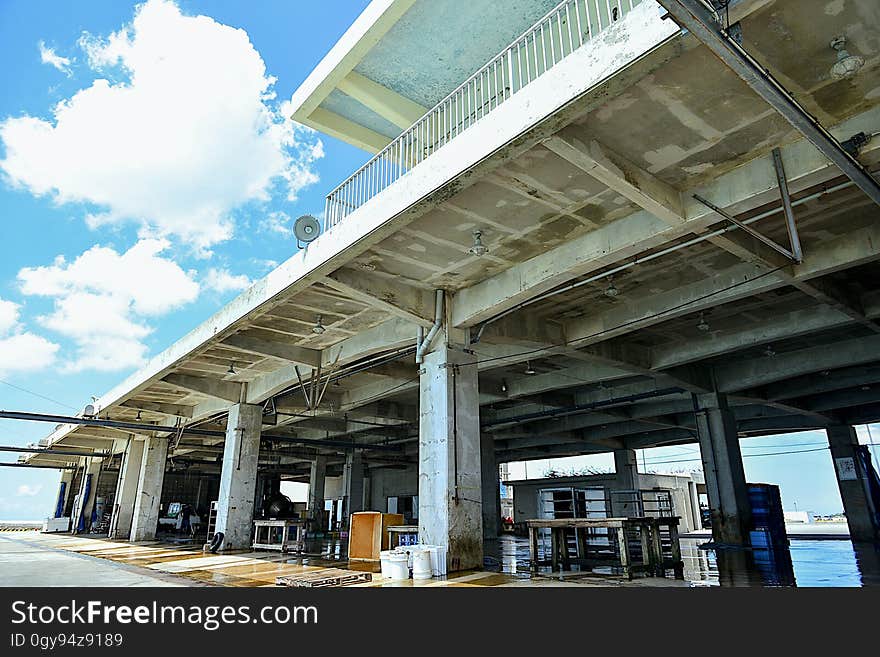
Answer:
[
  {"xmin": 604, "ymin": 276, "xmax": 619, "ymax": 299},
  {"xmin": 227, "ymin": 361, "xmax": 236, "ymax": 375},
  {"xmin": 524, "ymin": 361, "xmax": 536, "ymax": 375},
  {"xmin": 697, "ymin": 312, "xmax": 710, "ymax": 333},
  {"xmin": 312, "ymin": 315, "xmax": 326, "ymax": 335},
  {"xmin": 469, "ymin": 229, "xmax": 489, "ymax": 256},
  {"xmin": 830, "ymin": 36, "xmax": 864, "ymax": 80},
  {"xmin": 501, "ymin": 379, "xmax": 508, "ymax": 393}
]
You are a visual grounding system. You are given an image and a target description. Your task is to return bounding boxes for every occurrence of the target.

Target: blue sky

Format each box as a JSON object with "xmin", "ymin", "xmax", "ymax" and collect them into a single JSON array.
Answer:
[
  {"xmin": 0, "ymin": 0, "xmax": 370, "ymax": 518},
  {"xmin": 0, "ymin": 0, "xmax": 877, "ymax": 521}
]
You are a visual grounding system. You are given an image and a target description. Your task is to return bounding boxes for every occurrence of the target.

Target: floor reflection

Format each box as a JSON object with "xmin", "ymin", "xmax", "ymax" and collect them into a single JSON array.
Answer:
[{"xmin": 485, "ymin": 535, "xmax": 880, "ymax": 587}]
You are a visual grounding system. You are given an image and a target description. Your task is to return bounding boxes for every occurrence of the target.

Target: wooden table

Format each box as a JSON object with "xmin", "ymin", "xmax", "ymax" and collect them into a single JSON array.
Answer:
[
  {"xmin": 526, "ymin": 517, "xmax": 683, "ymax": 579},
  {"xmin": 252, "ymin": 519, "xmax": 306, "ymax": 553}
]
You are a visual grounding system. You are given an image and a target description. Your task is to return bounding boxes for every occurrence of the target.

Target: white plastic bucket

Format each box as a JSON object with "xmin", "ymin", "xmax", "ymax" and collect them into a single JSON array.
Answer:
[
  {"xmin": 430, "ymin": 545, "xmax": 447, "ymax": 576},
  {"xmin": 412, "ymin": 548, "xmax": 433, "ymax": 580},
  {"xmin": 379, "ymin": 550, "xmax": 395, "ymax": 578},
  {"xmin": 380, "ymin": 551, "xmax": 409, "ymax": 580}
]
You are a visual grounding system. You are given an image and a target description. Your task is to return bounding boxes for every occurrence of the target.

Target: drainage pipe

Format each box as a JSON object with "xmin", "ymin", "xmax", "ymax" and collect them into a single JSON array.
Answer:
[{"xmin": 415, "ymin": 290, "xmax": 444, "ymax": 364}]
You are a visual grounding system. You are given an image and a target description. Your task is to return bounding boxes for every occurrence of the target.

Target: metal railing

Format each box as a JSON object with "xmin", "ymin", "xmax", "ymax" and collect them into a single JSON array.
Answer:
[{"xmin": 323, "ymin": 0, "xmax": 645, "ymax": 229}]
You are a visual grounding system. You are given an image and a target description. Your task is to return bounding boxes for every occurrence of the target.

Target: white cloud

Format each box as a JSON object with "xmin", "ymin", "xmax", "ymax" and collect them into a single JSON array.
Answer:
[
  {"xmin": 0, "ymin": 298, "xmax": 19, "ymax": 333},
  {"xmin": 2, "ymin": 0, "xmax": 323, "ymax": 253},
  {"xmin": 0, "ymin": 332, "xmax": 60, "ymax": 375},
  {"xmin": 16, "ymin": 484, "xmax": 43, "ymax": 497},
  {"xmin": 252, "ymin": 258, "xmax": 279, "ymax": 272},
  {"xmin": 0, "ymin": 297, "xmax": 59, "ymax": 375},
  {"xmin": 38, "ymin": 41, "xmax": 72, "ymax": 77},
  {"xmin": 18, "ymin": 239, "xmax": 199, "ymax": 372},
  {"xmin": 259, "ymin": 210, "xmax": 292, "ymax": 235},
  {"xmin": 203, "ymin": 268, "xmax": 251, "ymax": 294}
]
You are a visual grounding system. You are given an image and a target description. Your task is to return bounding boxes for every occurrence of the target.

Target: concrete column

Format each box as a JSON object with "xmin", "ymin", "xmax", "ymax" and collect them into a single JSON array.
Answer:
[
  {"xmin": 419, "ymin": 344, "xmax": 483, "ymax": 571},
  {"xmin": 54, "ymin": 470, "xmax": 74, "ymax": 519},
  {"xmin": 72, "ymin": 457, "xmax": 102, "ymax": 533},
  {"xmin": 480, "ymin": 433, "xmax": 501, "ymax": 539},
  {"xmin": 215, "ymin": 403, "xmax": 263, "ymax": 550},
  {"xmin": 308, "ymin": 455, "xmax": 327, "ymax": 529},
  {"xmin": 109, "ymin": 438, "xmax": 145, "ymax": 540},
  {"xmin": 826, "ymin": 425, "xmax": 880, "ymax": 543},
  {"xmin": 130, "ymin": 436, "xmax": 169, "ymax": 541},
  {"xmin": 694, "ymin": 393, "xmax": 752, "ymax": 546},
  {"xmin": 342, "ymin": 450, "xmax": 365, "ymax": 526},
  {"xmin": 614, "ymin": 448, "xmax": 639, "ymax": 490}
]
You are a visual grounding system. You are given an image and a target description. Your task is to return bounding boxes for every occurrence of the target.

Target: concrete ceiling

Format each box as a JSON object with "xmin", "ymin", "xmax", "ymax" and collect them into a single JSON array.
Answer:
[{"xmin": 24, "ymin": 0, "xmax": 880, "ymax": 474}]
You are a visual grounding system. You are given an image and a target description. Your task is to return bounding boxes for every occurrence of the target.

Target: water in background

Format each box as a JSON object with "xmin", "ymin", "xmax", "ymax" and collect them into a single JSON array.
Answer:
[
  {"xmin": 681, "ymin": 538, "xmax": 880, "ymax": 587},
  {"xmin": 487, "ymin": 535, "xmax": 880, "ymax": 586}
]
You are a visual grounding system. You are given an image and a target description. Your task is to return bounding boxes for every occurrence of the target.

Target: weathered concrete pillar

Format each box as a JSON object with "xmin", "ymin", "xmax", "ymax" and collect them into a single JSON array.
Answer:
[
  {"xmin": 54, "ymin": 469, "xmax": 75, "ymax": 519},
  {"xmin": 215, "ymin": 403, "xmax": 263, "ymax": 550},
  {"xmin": 109, "ymin": 438, "xmax": 145, "ymax": 540},
  {"xmin": 694, "ymin": 393, "xmax": 752, "ymax": 546},
  {"xmin": 419, "ymin": 344, "xmax": 483, "ymax": 571},
  {"xmin": 480, "ymin": 433, "xmax": 501, "ymax": 539},
  {"xmin": 614, "ymin": 448, "xmax": 639, "ymax": 490},
  {"xmin": 72, "ymin": 457, "xmax": 102, "ymax": 533},
  {"xmin": 342, "ymin": 450, "xmax": 365, "ymax": 526},
  {"xmin": 308, "ymin": 455, "xmax": 327, "ymax": 529},
  {"xmin": 130, "ymin": 436, "xmax": 169, "ymax": 541},
  {"xmin": 826, "ymin": 425, "xmax": 880, "ymax": 543}
]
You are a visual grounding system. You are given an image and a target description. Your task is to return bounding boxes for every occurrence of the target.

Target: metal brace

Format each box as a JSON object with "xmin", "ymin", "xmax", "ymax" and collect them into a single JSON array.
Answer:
[{"xmin": 694, "ymin": 148, "xmax": 804, "ymax": 264}]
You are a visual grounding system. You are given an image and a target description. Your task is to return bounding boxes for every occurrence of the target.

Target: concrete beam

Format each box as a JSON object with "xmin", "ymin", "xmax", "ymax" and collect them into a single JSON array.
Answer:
[
  {"xmin": 321, "ymin": 317, "xmax": 415, "ymax": 368},
  {"xmin": 651, "ymin": 306, "xmax": 855, "ymax": 369},
  {"xmin": 478, "ymin": 315, "xmax": 566, "ymax": 347},
  {"xmin": 336, "ymin": 71, "xmax": 427, "ymax": 130},
  {"xmin": 452, "ymin": 106, "xmax": 880, "ymax": 329},
  {"xmin": 323, "ymin": 269, "xmax": 436, "ymax": 328},
  {"xmin": 761, "ymin": 365, "xmax": 880, "ymax": 402},
  {"xmin": 504, "ymin": 362, "xmax": 636, "ymax": 400},
  {"xmin": 656, "ymin": 0, "xmax": 880, "ymax": 206},
  {"xmin": 544, "ymin": 131, "xmax": 685, "ymax": 225},
  {"xmin": 302, "ymin": 107, "xmax": 389, "ymax": 153},
  {"xmin": 570, "ymin": 222, "xmax": 880, "ymax": 349},
  {"xmin": 222, "ymin": 333, "xmax": 322, "ymax": 368},
  {"xmin": 162, "ymin": 373, "xmax": 242, "ymax": 403},
  {"xmin": 289, "ymin": 0, "xmax": 418, "ymax": 118},
  {"xmin": 120, "ymin": 400, "xmax": 194, "ymax": 418},
  {"xmin": 715, "ymin": 335, "xmax": 880, "ymax": 394}
]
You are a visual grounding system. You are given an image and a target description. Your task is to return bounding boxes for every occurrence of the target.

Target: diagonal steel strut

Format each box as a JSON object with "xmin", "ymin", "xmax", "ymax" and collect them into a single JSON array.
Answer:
[{"xmin": 657, "ymin": 0, "xmax": 880, "ymax": 206}]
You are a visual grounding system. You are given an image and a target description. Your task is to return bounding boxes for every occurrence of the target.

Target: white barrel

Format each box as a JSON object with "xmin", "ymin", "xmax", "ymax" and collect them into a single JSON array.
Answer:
[
  {"xmin": 379, "ymin": 550, "xmax": 395, "ymax": 578},
  {"xmin": 412, "ymin": 548, "xmax": 433, "ymax": 580},
  {"xmin": 380, "ymin": 551, "xmax": 409, "ymax": 580}
]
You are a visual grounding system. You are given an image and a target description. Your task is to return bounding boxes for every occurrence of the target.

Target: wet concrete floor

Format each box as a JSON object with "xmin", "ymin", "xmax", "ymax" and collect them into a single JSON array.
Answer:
[{"xmin": 1, "ymin": 531, "xmax": 877, "ymax": 587}]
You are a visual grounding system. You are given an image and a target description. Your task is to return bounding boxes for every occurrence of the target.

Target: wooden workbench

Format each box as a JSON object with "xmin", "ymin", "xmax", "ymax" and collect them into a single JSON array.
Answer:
[{"xmin": 526, "ymin": 517, "xmax": 683, "ymax": 579}]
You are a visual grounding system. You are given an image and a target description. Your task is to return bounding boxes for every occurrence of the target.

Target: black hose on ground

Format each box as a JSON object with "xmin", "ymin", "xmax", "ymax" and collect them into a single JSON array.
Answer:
[{"xmin": 208, "ymin": 531, "xmax": 224, "ymax": 553}]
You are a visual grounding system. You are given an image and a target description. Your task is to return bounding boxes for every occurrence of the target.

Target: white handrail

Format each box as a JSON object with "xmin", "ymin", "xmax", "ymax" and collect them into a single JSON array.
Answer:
[{"xmin": 323, "ymin": 0, "xmax": 643, "ymax": 230}]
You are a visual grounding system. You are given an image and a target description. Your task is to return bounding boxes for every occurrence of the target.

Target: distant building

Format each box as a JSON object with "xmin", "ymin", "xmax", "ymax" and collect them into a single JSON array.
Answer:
[
  {"xmin": 505, "ymin": 472, "xmax": 702, "ymax": 534},
  {"xmin": 783, "ymin": 511, "xmax": 814, "ymax": 524}
]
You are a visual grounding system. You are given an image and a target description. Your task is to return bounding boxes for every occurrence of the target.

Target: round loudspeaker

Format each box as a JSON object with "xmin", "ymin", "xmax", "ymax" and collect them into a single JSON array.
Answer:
[{"xmin": 293, "ymin": 214, "xmax": 320, "ymax": 243}]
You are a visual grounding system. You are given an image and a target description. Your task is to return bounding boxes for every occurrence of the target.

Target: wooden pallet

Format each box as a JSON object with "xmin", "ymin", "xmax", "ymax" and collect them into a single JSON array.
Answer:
[{"xmin": 275, "ymin": 568, "xmax": 372, "ymax": 588}]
